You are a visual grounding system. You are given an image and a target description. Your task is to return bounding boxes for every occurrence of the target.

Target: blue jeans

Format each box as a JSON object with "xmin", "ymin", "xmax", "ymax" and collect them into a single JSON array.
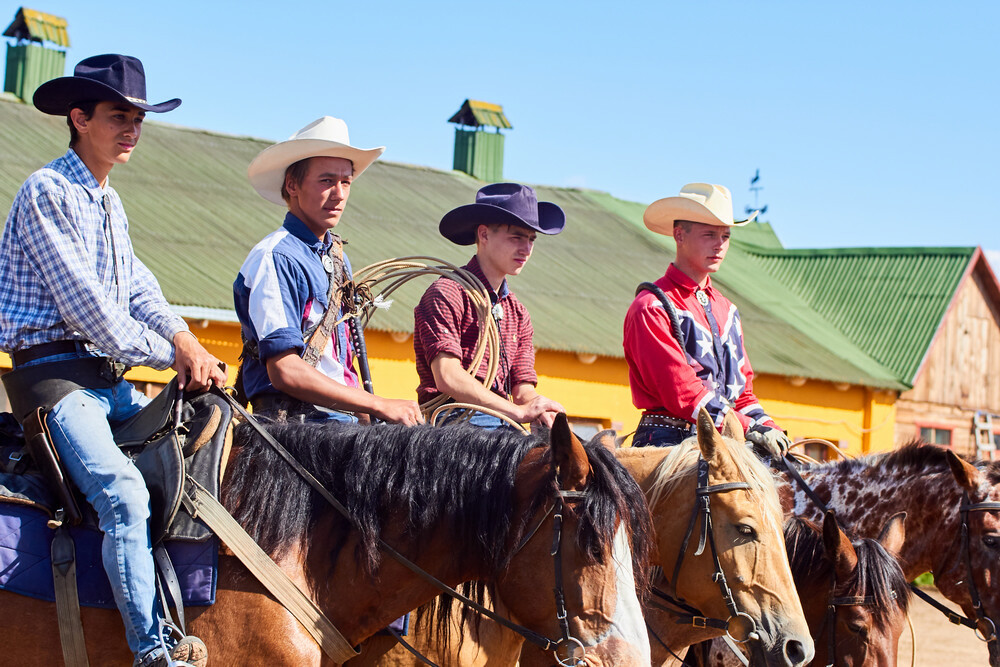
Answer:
[
  {"xmin": 632, "ymin": 424, "xmax": 692, "ymax": 447},
  {"xmin": 437, "ymin": 408, "xmax": 508, "ymax": 431},
  {"xmin": 21, "ymin": 352, "xmax": 159, "ymax": 658}
]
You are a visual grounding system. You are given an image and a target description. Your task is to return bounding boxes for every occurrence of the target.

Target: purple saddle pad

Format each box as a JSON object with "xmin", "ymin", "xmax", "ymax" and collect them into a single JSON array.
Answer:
[{"xmin": 0, "ymin": 502, "xmax": 217, "ymax": 608}]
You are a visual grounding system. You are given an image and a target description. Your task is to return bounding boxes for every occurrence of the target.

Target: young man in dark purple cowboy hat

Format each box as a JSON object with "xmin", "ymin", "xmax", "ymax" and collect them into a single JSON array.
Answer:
[
  {"xmin": 0, "ymin": 54, "xmax": 223, "ymax": 667},
  {"xmin": 413, "ymin": 182, "xmax": 566, "ymax": 429}
]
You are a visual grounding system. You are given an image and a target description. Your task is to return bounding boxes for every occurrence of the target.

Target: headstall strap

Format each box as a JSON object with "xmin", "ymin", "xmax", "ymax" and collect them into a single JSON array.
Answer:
[{"xmin": 959, "ymin": 492, "xmax": 1000, "ymax": 647}]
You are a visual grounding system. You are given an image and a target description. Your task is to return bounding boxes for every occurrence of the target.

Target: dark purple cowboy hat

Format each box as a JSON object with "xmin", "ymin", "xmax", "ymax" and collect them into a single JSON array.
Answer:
[
  {"xmin": 33, "ymin": 54, "xmax": 181, "ymax": 116},
  {"xmin": 439, "ymin": 183, "xmax": 566, "ymax": 245}
]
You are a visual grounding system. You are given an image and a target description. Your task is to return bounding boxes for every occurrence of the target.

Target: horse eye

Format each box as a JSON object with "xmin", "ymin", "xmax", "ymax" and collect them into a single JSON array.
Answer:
[
  {"xmin": 737, "ymin": 524, "xmax": 757, "ymax": 539},
  {"xmin": 847, "ymin": 620, "xmax": 869, "ymax": 636},
  {"xmin": 983, "ymin": 535, "xmax": 999, "ymax": 549}
]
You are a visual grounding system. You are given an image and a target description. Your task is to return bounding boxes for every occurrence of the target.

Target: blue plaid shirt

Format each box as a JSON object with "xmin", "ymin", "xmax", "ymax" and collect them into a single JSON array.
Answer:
[{"xmin": 0, "ymin": 149, "xmax": 187, "ymax": 369}]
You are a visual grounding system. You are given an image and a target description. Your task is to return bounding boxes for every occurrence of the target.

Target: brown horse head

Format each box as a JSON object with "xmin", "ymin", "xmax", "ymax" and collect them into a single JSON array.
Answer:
[
  {"xmin": 626, "ymin": 408, "xmax": 813, "ymax": 666},
  {"xmin": 496, "ymin": 413, "xmax": 654, "ymax": 666}
]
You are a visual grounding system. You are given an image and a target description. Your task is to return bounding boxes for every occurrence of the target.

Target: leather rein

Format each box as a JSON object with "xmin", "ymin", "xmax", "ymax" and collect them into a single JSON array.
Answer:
[
  {"xmin": 776, "ymin": 453, "xmax": 1000, "ymax": 662},
  {"xmin": 647, "ymin": 457, "xmax": 763, "ymax": 666},
  {"xmin": 215, "ymin": 387, "xmax": 594, "ymax": 667}
]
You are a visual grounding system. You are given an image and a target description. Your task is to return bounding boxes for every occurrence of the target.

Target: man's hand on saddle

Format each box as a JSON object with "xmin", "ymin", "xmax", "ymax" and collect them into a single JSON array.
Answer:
[
  {"xmin": 172, "ymin": 331, "xmax": 228, "ymax": 391},
  {"xmin": 746, "ymin": 424, "xmax": 792, "ymax": 459},
  {"xmin": 372, "ymin": 396, "xmax": 425, "ymax": 427},
  {"xmin": 518, "ymin": 395, "xmax": 566, "ymax": 429}
]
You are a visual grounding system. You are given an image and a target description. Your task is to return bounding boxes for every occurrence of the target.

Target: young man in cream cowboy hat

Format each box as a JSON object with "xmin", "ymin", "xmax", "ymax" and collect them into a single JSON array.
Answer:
[
  {"xmin": 623, "ymin": 183, "xmax": 791, "ymax": 454},
  {"xmin": 235, "ymin": 117, "xmax": 422, "ymax": 425},
  {"xmin": 413, "ymin": 183, "xmax": 566, "ymax": 429},
  {"xmin": 0, "ymin": 54, "xmax": 222, "ymax": 667}
]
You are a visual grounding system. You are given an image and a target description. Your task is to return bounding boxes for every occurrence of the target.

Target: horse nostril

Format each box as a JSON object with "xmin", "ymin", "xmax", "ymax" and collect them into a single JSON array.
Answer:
[{"xmin": 784, "ymin": 638, "xmax": 808, "ymax": 666}]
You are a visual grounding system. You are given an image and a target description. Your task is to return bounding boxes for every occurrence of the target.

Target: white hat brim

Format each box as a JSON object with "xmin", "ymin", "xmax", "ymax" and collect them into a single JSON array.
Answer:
[
  {"xmin": 643, "ymin": 196, "xmax": 755, "ymax": 236},
  {"xmin": 248, "ymin": 138, "xmax": 385, "ymax": 206}
]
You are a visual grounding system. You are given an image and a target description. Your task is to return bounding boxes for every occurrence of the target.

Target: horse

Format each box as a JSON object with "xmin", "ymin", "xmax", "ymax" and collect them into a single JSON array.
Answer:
[
  {"xmin": 696, "ymin": 510, "xmax": 911, "ymax": 667},
  {"xmin": 0, "ymin": 413, "xmax": 654, "ymax": 666},
  {"xmin": 356, "ymin": 408, "xmax": 814, "ymax": 667},
  {"xmin": 776, "ymin": 442, "xmax": 1000, "ymax": 667}
]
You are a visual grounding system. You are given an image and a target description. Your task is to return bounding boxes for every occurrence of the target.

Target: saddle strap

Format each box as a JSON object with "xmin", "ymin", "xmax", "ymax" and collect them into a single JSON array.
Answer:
[
  {"xmin": 154, "ymin": 544, "xmax": 186, "ymax": 634},
  {"xmin": 52, "ymin": 525, "xmax": 90, "ymax": 667},
  {"xmin": 181, "ymin": 478, "xmax": 360, "ymax": 663}
]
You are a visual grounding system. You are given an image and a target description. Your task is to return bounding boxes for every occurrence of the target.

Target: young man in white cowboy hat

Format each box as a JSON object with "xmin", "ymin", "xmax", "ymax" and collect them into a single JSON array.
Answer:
[
  {"xmin": 623, "ymin": 182, "xmax": 791, "ymax": 455},
  {"xmin": 413, "ymin": 182, "xmax": 566, "ymax": 429},
  {"xmin": 235, "ymin": 116, "xmax": 423, "ymax": 426},
  {"xmin": 0, "ymin": 54, "xmax": 222, "ymax": 667}
]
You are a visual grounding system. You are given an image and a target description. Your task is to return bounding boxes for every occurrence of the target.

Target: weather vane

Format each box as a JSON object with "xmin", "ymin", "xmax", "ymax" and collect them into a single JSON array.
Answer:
[{"xmin": 745, "ymin": 169, "xmax": 767, "ymax": 218}]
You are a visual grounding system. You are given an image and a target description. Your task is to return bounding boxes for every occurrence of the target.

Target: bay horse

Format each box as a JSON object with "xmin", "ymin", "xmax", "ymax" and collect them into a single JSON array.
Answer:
[
  {"xmin": 776, "ymin": 442, "xmax": 1000, "ymax": 667},
  {"xmin": 698, "ymin": 511, "xmax": 911, "ymax": 667},
  {"xmin": 0, "ymin": 414, "xmax": 654, "ymax": 666},
  {"xmin": 357, "ymin": 409, "xmax": 814, "ymax": 667}
]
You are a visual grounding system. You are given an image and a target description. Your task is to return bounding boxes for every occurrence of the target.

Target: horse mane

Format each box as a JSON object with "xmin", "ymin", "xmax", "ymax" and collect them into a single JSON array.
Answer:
[
  {"xmin": 645, "ymin": 434, "xmax": 784, "ymax": 533},
  {"xmin": 784, "ymin": 518, "xmax": 910, "ymax": 628},
  {"xmin": 815, "ymin": 440, "xmax": 978, "ymax": 477},
  {"xmin": 223, "ymin": 421, "xmax": 653, "ymax": 645}
]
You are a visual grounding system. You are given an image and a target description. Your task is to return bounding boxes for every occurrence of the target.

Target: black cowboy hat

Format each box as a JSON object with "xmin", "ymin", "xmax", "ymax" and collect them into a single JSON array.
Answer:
[
  {"xmin": 32, "ymin": 54, "xmax": 181, "ymax": 116},
  {"xmin": 439, "ymin": 183, "xmax": 566, "ymax": 246}
]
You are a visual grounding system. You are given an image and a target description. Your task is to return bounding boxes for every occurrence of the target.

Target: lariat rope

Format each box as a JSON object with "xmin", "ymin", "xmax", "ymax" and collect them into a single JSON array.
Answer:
[{"xmin": 338, "ymin": 256, "xmax": 527, "ymax": 432}]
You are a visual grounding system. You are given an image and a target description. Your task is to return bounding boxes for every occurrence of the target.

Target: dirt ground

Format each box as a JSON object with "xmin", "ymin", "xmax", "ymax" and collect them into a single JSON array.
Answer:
[{"xmin": 899, "ymin": 587, "xmax": 989, "ymax": 666}]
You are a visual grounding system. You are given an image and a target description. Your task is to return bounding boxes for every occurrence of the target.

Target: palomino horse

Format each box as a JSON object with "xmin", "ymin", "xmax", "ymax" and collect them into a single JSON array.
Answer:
[
  {"xmin": 0, "ymin": 414, "xmax": 654, "ymax": 666},
  {"xmin": 698, "ymin": 511, "xmax": 911, "ymax": 667},
  {"xmin": 358, "ymin": 409, "xmax": 814, "ymax": 667},
  {"xmin": 776, "ymin": 442, "xmax": 1000, "ymax": 666}
]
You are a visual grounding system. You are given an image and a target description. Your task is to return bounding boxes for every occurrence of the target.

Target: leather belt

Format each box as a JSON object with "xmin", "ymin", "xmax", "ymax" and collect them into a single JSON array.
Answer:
[
  {"xmin": 12, "ymin": 341, "xmax": 92, "ymax": 367},
  {"xmin": 638, "ymin": 413, "xmax": 693, "ymax": 430}
]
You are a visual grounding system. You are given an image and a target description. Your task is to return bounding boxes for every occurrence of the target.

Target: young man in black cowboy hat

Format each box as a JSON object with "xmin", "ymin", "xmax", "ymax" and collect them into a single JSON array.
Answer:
[
  {"xmin": 0, "ymin": 54, "xmax": 222, "ymax": 667},
  {"xmin": 413, "ymin": 182, "xmax": 566, "ymax": 429}
]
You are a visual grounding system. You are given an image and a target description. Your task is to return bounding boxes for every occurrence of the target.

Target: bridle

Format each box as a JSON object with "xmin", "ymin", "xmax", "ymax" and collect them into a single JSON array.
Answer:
[
  {"xmin": 907, "ymin": 494, "xmax": 1000, "ymax": 651},
  {"xmin": 647, "ymin": 457, "xmax": 765, "ymax": 667},
  {"xmin": 218, "ymin": 388, "xmax": 601, "ymax": 667},
  {"xmin": 778, "ymin": 453, "xmax": 1000, "ymax": 663},
  {"xmin": 820, "ymin": 583, "xmax": 896, "ymax": 667}
]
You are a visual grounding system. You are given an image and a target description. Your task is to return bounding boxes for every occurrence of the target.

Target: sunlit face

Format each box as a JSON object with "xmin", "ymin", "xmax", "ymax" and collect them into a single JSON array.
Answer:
[
  {"xmin": 285, "ymin": 156, "xmax": 353, "ymax": 239},
  {"xmin": 674, "ymin": 221, "xmax": 731, "ymax": 276},
  {"xmin": 477, "ymin": 224, "xmax": 536, "ymax": 278},
  {"xmin": 73, "ymin": 101, "xmax": 145, "ymax": 168}
]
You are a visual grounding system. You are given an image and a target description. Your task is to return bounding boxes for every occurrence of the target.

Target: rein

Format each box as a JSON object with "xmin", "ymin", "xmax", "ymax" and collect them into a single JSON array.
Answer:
[
  {"xmin": 650, "ymin": 457, "xmax": 760, "ymax": 666},
  {"xmin": 215, "ymin": 387, "xmax": 593, "ymax": 667}
]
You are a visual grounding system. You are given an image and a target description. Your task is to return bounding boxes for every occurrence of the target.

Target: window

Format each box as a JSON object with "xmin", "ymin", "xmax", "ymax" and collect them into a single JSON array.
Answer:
[
  {"xmin": 920, "ymin": 426, "xmax": 952, "ymax": 446},
  {"xmin": 567, "ymin": 417, "xmax": 608, "ymax": 442},
  {"xmin": 797, "ymin": 439, "xmax": 847, "ymax": 462}
]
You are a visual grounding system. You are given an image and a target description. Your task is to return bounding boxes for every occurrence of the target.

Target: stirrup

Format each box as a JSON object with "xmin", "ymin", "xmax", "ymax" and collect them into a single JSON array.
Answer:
[{"xmin": 136, "ymin": 620, "xmax": 206, "ymax": 667}]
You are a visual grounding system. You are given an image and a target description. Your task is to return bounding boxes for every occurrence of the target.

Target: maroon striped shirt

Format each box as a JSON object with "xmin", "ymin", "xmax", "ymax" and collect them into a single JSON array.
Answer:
[{"xmin": 413, "ymin": 255, "xmax": 537, "ymax": 404}]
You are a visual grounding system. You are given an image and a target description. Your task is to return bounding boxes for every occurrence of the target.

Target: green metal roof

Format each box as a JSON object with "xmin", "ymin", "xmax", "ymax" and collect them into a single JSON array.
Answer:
[
  {"xmin": 3, "ymin": 8, "xmax": 70, "ymax": 47},
  {"xmin": 0, "ymin": 97, "xmax": 929, "ymax": 390},
  {"xmin": 742, "ymin": 246, "xmax": 975, "ymax": 385},
  {"xmin": 447, "ymin": 99, "xmax": 511, "ymax": 129}
]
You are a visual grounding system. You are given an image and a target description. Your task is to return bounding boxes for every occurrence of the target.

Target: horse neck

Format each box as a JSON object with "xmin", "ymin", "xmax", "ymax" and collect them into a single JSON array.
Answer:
[{"xmin": 792, "ymin": 462, "xmax": 965, "ymax": 579}]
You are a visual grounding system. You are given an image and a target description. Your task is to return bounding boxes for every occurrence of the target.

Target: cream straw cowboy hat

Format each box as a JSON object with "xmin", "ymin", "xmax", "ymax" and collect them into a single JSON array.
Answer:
[
  {"xmin": 248, "ymin": 116, "xmax": 385, "ymax": 205},
  {"xmin": 643, "ymin": 183, "xmax": 757, "ymax": 235}
]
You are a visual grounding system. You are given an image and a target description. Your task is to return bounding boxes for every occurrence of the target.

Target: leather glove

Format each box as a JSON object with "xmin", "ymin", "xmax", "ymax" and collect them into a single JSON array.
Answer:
[{"xmin": 746, "ymin": 426, "xmax": 792, "ymax": 458}]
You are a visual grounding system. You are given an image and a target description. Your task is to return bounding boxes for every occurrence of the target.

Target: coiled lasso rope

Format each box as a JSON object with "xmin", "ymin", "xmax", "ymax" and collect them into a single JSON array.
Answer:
[{"xmin": 341, "ymin": 256, "xmax": 528, "ymax": 433}]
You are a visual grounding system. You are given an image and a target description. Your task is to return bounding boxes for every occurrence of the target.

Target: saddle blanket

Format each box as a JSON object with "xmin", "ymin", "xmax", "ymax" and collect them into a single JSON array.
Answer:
[{"xmin": 0, "ymin": 474, "xmax": 216, "ymax": 609}]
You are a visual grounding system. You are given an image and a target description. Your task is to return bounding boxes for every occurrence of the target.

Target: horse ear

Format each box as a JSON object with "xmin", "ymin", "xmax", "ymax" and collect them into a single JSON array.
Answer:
[
  {"xmin": 720, "ymin": 410, "xmax": 743, "ymax": 442},
  {"xmin": 946, "ymin": 449, "xmax": 983, "ymax": 493},
  {"xmin": 877, "ymin": 512, "xmax": 906, "ymax": 557},
  {"xmin": 591, "ymin": 429, "xmax": 618, "ymax": 453},
  {"xmin": 697, "ymin": 408, "xmax": 720, "ymax": 463},
  {"xmin": 822, "ymin": 509, "xmax": 858, "ymax": 584},
  {"xmin": 552, "ymin": 413, "xmax": 590, "ymax": 491}
]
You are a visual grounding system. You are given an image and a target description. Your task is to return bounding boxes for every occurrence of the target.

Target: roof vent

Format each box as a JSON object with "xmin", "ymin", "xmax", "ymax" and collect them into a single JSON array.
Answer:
[
  {"xmin": 3, "ymin": 7, "xmax": 69, "ymax": 103},
  {"xmin": 448, "ymin": 99, "xmax": 510, "ymax": 182}
]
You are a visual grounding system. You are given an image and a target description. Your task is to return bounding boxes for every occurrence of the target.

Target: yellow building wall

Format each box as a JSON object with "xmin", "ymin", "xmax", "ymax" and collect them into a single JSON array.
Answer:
[{"xmin": 0, "ymin": 320, "xmax": 897, "ymax": 456}]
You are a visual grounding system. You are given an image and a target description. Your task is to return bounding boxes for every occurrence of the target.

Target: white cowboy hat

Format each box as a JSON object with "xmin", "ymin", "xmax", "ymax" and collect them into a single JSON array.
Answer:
[
  {"xmin": 643, "ymin": 182, "xmax": 757, "ymax": 236},
  {"xmin": 247, "ymin": 116, "xmax": 385, "ymax": 205}
]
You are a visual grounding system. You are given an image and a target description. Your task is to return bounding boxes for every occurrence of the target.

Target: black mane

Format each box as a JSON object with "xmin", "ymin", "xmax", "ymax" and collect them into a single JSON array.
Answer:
[
  {"xmin": 784, "ymin": 518, "xmax": 909, "ymax": 628},
  {"xmin": 223, "ymin": 421, "xmax": 653, "ymax": 640},
  {"xmin": 811, "ymin": 440, "xmax": 979, "ymax": 478}
]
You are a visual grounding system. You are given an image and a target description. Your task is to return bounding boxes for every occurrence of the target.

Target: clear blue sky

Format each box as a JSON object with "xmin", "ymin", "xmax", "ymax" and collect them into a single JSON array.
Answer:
[{"xmin": 8, "ymin": 1, "xmax": 999, "ymax": 266}]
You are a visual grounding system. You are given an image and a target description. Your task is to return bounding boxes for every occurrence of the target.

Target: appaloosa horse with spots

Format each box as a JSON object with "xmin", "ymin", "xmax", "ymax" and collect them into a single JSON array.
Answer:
[{"xmin": 777, "ymin": 443, "xmax": 1000, "ymax": 666}]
